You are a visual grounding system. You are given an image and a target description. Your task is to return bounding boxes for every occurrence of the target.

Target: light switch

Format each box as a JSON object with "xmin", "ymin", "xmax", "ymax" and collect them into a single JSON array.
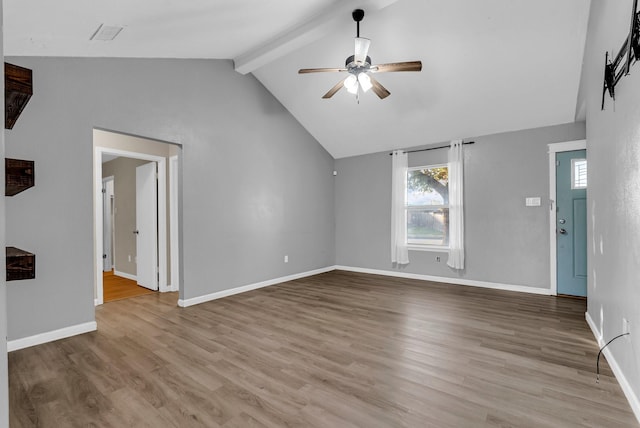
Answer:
[{"xmin": 525, "ymin": 197, "xmax": 541, "ymax": 207}]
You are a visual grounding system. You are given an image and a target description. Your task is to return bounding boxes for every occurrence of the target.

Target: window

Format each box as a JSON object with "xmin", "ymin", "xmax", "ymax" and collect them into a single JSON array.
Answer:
[
  {"xmin": 572, "ymin": 159, "xmax": 587, "ymax": 189},
  {"xmin": 406, "ymin": 165, "xmax": 449, "ymax": 248}
]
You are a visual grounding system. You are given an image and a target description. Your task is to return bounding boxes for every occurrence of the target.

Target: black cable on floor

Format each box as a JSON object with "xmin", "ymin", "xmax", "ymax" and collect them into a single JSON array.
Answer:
[{"xmin": 596, "ymin": 332, "xmax": 630, "ymax": 383}]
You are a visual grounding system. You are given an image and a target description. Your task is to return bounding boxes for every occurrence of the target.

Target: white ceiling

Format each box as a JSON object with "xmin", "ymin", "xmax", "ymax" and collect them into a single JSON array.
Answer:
[
  {"xmin": 3, "ymin": 0, "xmax": 336, "ymax": 59},
  {"xmin": 4, "ymin": 0, "xmax": 591, "ymax": 159}
]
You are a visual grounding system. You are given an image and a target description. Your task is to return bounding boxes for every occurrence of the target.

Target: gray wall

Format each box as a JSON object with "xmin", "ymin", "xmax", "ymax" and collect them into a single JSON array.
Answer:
[
  {"xmin": 102, "ymin": 157, "xmax": 152, "ymax": 277},
  {"xmin": 4, "ymin": 57, "xmax": 335, "ymax": 341},
  {"xmin": 0, "ymin": 3, "xmax": 9, "ymax": 425},
  {"xmin": 582, "ymin": 0, "xmax": 640, "ymax": 408},
  {"xmin": 335, "ymin": 122, "xmax": 585, "ymax": 289}
]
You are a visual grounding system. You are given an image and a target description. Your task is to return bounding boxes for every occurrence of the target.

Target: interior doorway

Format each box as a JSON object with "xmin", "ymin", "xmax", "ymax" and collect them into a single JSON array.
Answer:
[
  {"xmin": 94, "ymin": 129, "xmax": 181, "ymax": 305},
  {"xmin": 548, "ymin": 139, "xmax": 587, "ymax": 297}
]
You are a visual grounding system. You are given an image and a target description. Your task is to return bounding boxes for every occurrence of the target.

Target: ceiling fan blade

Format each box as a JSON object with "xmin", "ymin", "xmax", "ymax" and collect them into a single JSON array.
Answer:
[
  {"xmin": 371, "ymin": 61, "xmax": 422, "ymax": 73},
  {"xmin": 354, "ymin": 37, "xmax": 371, "ymax": 65},
  {"xmin": 369, "ymin": 76, "xmax": 390, "ymax": 99},
  {"xmin": 322, "ymin": 78, "xmax": 348, "ymax": 99},
  {"xmin": 299, "ymin": 67, "xmax": 347, "ymax": 74}
]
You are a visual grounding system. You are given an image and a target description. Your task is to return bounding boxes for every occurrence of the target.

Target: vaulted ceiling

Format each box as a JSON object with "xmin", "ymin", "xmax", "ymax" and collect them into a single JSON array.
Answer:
[{"xmin": 4, "ymin": 0, "xmax": 591, "ymax": 158}]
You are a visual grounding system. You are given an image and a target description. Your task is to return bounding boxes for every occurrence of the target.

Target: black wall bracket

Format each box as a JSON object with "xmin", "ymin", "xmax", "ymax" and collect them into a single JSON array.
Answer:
[{"xmin": 602, "ymin": 0, "xmax": 640, "ymax": 110}]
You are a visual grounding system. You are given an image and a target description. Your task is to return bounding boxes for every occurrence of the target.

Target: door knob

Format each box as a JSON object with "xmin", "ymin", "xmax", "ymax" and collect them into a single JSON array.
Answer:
[
  {"xmin": 558, "ymin": 228, "xmax": 567, "ymax": 235},
  {"xmin": 133, "ymin": 230, "xmax": 139, "ymax": 235}
]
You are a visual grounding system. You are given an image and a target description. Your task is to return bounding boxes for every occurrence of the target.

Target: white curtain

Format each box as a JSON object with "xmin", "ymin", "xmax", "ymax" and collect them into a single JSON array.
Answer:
[
  {"xmin": 391, "ymin": 150, "xmax": 409, "ymax": 265},
  {"xmin": 447, "ymin": 140, "xmax": 465, "ymax": 269}
]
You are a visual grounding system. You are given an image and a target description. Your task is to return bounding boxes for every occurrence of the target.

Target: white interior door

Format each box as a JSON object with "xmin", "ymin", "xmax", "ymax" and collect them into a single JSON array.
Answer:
[{"xmin": 136, "ymin": 162, "xmax": 158, "ymax": 291}]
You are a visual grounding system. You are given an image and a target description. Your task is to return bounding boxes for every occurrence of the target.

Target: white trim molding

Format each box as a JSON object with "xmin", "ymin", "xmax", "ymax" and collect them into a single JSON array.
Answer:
[
  {"xmin": 334, "ymin": 265, "xmax": 551, "ymax": 295},
  {"xmin": 7, "ymin": 321, "xmax": 97, "ymax": 352},
  {"xmin": 114, "ymin": 270, "xmax": 137, "ymax": 282},
  {"xmin": 548, "ymin": 139, "xmax": 586, "ymax": 296},
  {"xmin": 169, "ymin": 155, "xmax": 180, "ymax": 293},
  {"xmin": 586, "ymin": 312, "xmax": 640, "ymax": 424},
  {"xmin": 178, "ymin": 265, "xmax": 552, "ymax": 308},
  {"xmin": 178, "ymin": 266, "xmax": 335, "ymax": 307}
]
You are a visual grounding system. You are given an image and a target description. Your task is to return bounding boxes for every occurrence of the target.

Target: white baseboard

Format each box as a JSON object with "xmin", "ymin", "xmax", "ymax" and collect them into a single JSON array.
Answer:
[
  {"xmin": 178, "ymin": 264, "xmax": 549, "ymax": 308},
  {"xmin": 178, "ymin": 266, "xmax": 335, "ymax": 308},
  {"xmin": 114, "ymin": 270, "xmax": 137, "ymax": 281},
  {"xmin": 585, "ymin": 311, "xmax": 603, "ymax": 344},
  {"xmin": 8, "ymin": 321, "xmax": 97, "ymax": 352},
  {"xmin": 334, "ymin": 265, "xmax": 551, "ymax": 295},
  {"xmin": 586, "ymin": 312, "xmax": 640, "ymax": 424}
]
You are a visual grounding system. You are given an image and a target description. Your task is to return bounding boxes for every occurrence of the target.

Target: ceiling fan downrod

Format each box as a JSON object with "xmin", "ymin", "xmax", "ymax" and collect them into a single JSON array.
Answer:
[{"xmin": 353, "ymin": 9, "xmax": 365, "ymax": 37}]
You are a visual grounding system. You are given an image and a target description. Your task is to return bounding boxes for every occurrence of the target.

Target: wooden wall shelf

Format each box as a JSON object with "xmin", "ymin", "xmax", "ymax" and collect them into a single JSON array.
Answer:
[
  {"xmin": 6, "ymin": 247, "xmax": 35, "ymax": 281},
  {"xmin": 5, "ymin": 158, "xmax": 35, "ymax": 196},
  {"xmin": 5, "ymin": 62, "xmax": 33, "ymax": 130}
]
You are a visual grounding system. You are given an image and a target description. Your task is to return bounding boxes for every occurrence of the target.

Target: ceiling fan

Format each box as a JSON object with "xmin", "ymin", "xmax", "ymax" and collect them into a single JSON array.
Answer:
[{"xmin": 298, "ymin": 8, "xmax": 422, "ymax": 100}]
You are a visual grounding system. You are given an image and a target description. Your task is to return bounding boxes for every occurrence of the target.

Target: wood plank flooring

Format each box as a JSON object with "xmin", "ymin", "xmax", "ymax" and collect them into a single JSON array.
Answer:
[
  {"xmin": 9, "ymin": 271, "xmax": 638, "ymax": 427},
  {"xmin": 103, "ymin": 270, "xmax": 156, "ymax": 302}
]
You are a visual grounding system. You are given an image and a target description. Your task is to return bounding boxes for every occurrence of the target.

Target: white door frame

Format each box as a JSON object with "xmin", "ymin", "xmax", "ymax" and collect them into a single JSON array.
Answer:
[
  {"xmin": 94, "ymin": 147, "xmax": 168, "ymax": 305},
  {"xmin": 102, "ymin": 176, "xmax": 115, "ymax": 272},
  {"xmin": 169, "ymin": 155, "xmax": 180, "ymax": 292},
  {"xmin": 548, "ymin": 139, "xmax": 586, "ymax": 296}
]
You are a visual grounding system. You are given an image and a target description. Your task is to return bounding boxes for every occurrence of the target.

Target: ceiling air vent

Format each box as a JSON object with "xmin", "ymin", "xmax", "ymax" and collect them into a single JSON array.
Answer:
[{"xmin": 90, "ymin": 24, "xmax": 123, "ymax": 41}]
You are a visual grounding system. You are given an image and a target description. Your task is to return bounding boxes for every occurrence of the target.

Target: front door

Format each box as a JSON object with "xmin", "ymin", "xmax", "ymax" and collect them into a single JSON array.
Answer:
[
  {"xmin": 135, "ymin": 161, "xmax": 158, "ymax": 291},
  {"xmin": 556, "ymin": 150, "xmax": 587, "ymax": 297}
]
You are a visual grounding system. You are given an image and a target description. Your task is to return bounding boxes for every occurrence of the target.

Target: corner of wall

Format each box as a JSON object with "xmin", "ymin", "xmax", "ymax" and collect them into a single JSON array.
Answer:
[{"xmin": 0, "ymin": 2, "xmax": 10, "ymax": 425}]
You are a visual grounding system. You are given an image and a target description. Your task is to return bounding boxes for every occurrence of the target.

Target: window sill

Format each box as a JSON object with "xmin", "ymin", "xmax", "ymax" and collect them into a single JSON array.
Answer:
[{"xmin": 408, "ymin": 245, "xmax": 449, "ymax": 253}]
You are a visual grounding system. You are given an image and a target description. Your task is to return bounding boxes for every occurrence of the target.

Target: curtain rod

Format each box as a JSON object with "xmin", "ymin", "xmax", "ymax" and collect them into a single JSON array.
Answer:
[{"xmin": 388, "ymin": 141, "xmax": 475, "ymax": 155}]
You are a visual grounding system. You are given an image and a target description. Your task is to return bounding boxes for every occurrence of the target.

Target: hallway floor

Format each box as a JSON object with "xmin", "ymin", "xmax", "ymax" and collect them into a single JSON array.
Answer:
[{"xmin": 103, "ymin": 270, "xmax": 155, "ymax": 302}]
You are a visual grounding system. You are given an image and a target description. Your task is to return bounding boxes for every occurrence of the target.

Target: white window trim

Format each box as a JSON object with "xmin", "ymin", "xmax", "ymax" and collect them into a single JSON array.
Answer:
[
  {"xmin": 406, "ymin": 163, "xmax": 450, "ymax": 251},
  {"xmin": 408, "ymin": 244, "xmax": 450, "ymax": 252}
]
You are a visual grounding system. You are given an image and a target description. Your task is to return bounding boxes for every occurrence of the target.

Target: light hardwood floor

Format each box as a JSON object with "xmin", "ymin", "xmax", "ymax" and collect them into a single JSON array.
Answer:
[
  {"xmin": 9, "ymin": 271, "xmax": 638, "ymax": 427},
  {"xmin": 103, "ymin": 270, "xmax": 156, "ymax": 303}
]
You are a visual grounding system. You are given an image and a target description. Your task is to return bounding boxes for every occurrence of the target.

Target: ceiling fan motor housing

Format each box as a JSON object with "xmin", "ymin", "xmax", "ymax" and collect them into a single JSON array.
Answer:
[{"xmin": 345, "ymin": 54, "xmax": 371, "ymax": 71}]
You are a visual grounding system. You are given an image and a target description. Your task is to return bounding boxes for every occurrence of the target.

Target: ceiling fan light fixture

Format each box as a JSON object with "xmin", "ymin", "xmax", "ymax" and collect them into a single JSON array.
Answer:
[
  {"xmin": 358, "ymin": 72, "xmax": 372, "ymax": 92},
  {"xmin": 344, "ymin": 74, "xmax": 358, "ymax": 94}
]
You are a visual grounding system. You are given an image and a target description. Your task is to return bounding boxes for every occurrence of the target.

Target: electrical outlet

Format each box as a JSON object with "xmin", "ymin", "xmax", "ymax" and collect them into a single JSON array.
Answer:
[
  {"xmin": 284, "ymin": 255, "xmax": 288, "ymax": 263},
  {"xmin": 128, "ymin": 254, "xmax": 131, "ymax": 262},
  {"xmin": 436, "ymin": 256, "xmax": 441, "ymax": 262}
]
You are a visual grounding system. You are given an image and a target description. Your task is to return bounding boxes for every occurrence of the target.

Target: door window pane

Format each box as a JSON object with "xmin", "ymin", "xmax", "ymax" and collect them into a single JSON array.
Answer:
[{"xmin": 571, "ymin": 159, "xmax": 587, "ymax": 189}]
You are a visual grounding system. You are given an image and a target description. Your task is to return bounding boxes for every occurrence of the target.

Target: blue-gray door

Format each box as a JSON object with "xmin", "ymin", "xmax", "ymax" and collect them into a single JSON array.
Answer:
[{"xmin": 556, "ymin": 150, "xmax": 587, "ymax": 297}]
